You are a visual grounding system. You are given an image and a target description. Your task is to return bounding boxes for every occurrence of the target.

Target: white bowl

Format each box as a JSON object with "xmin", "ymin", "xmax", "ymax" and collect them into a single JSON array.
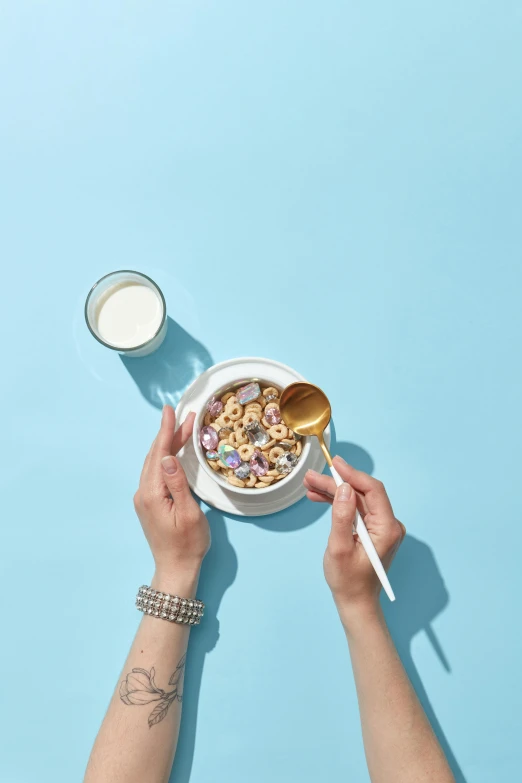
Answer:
[
  {"xmin": 176, "ymin": 356, "xmax": 329, "ymax": 516},
  {"xmin": 193, "ymin": 374, "xmax": 311, "ymax": 496}
]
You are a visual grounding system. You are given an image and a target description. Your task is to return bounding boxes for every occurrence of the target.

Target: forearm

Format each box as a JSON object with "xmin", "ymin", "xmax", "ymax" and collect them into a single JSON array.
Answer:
[
  {"xmin": 84, "ymin": 569, "xmax": 200, "ymax": 783},
  {"xmin": 342, "ymin": 605, "xmax": 455, "ymax": 783}
]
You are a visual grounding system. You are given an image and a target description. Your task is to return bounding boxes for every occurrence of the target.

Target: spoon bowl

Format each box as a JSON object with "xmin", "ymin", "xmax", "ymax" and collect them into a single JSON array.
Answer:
[{"xmin": 280, "ymin": 382, "xmax": 334, "ymax": 466}]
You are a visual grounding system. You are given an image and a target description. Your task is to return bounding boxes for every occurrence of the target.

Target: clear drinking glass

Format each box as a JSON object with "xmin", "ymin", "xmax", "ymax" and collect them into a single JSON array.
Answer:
[{"xmin": 84, "ymin": 270, "xmax": 167, "ymax": 357}]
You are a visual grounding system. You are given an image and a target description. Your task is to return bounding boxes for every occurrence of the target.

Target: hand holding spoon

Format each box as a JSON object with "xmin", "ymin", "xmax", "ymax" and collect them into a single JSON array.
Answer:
[{"xmin": 280, "ymin": 382, "xmax": 395, "ymax": 602}]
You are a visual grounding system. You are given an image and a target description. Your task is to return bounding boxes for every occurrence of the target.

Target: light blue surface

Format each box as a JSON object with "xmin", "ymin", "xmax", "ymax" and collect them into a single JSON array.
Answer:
[{"xmin": 1, "ymin": 2, "xmax": 521, "ymax": 781}]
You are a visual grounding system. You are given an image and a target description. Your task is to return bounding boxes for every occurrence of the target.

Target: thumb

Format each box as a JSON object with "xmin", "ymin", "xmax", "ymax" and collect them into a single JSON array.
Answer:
[
  {"xmin": 161, "ymin": 456, "xmax": 194, "ymax": 512},
  {"xmin": 332, "ymin": 483, "xmax": 357, "ymax": 533}
]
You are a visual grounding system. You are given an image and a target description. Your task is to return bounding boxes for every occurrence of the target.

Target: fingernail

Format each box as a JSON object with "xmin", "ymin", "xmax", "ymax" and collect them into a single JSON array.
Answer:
[
  {"xmin": 335, "ymin": 455, "xmax": 347, "ymax": 466},
  {"xmin": 337, "ymin": 483, "xmax": 353, "ymax": 501},
  {"xmin": 307, "ymin": 469, "xmax": 320, "ymax": 477},
  {"xmin": 162, "ymin": 456, "xmax": 177, "ymax": 474}
]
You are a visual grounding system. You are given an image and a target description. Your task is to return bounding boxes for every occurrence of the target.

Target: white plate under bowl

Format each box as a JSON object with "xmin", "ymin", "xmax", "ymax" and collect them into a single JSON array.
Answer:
[{"xmin": 176, "ymin": 357, "xmax": 329, "ymax": 516}]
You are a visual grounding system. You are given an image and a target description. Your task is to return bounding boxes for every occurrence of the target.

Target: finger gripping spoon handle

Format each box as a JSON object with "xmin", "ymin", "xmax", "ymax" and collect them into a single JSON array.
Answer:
[{"xmin": 329, "ymin": 466, "xmax": 395, "ymax": 602}]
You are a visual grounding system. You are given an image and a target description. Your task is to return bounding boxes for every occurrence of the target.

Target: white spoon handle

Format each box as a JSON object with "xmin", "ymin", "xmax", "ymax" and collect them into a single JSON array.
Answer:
[{"xmin": 329, "ymin": 466, "xmax": 396, "ymax": 602}]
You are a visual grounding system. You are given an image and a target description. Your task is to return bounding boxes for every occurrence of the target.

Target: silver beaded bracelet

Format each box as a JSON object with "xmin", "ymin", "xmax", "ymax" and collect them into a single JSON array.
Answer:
[{"xmin": 136, "ymin": 585, "xmax": 204, "ymax": 626}]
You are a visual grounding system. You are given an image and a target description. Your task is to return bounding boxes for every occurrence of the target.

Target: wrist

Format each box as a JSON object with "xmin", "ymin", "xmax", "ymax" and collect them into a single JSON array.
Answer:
[
  {"xmin": 334, "ymin": 598, "xmax": 386, "ymax": 638},
  {"xmin": 151, "ymin": 564, "xmax": 201, "ymax": 599}
]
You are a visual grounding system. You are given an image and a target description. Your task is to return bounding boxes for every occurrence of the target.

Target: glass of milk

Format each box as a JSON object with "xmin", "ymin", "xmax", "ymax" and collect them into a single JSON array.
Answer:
[{"xmin": 85, "ymin": 271, "xmax": 168, "ymax": 357}]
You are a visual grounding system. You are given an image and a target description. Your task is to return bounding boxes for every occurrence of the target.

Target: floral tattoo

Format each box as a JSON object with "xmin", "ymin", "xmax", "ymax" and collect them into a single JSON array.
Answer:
[{"xmin": 119, "ymin": 654, "xmax": 186, "ymax": 728}]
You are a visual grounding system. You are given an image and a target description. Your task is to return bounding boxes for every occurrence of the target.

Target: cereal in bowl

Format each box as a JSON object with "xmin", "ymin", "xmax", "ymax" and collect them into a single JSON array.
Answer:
[{"xmin": 200, "ymin": 382, "xmax": 303, "ymax": 489}]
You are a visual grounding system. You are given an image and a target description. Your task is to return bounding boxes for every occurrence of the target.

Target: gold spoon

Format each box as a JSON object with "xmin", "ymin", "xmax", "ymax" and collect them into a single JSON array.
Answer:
[{"xmin": 280, "ymin": 382, "xmax": 395, "ymax": 601}]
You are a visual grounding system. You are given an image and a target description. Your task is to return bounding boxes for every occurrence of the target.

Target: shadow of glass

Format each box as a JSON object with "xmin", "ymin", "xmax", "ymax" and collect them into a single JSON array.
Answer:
[
  {"xmin": 170, "ymin": 509, "xmax": 238, "ymax": 783},
  {"xmin": 384, "ymin": 536, "xmax": 467, "ymax": 782},
  {"xmin": 121, "ymin": 317, "xmax": 213, "ymax": 409}
]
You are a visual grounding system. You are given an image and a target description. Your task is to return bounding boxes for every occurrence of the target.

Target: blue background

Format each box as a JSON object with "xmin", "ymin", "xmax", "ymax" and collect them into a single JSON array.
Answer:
[{"xmin": 1, "ymin": 2, "xmax": 521, "ymax": 781}]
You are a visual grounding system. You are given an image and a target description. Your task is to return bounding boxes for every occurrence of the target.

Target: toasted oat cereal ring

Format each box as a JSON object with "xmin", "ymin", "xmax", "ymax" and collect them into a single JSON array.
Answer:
[
  {"xmin": 221, "ymin": 392, "xmax": 235, "ymax": 404},
  {"xmin": 216, "ymin": 413, "xmax": 234, "ymax": 428},
  {"xmin": 226, "ymin": 403, "xmax": 243, "ymax": 421},
  {"xmin": 243, "ymin": 412, "xmax": 260, "ymax": 427},
  {"xmin": 207, "ymin": 459, "xmax": 221, "ymax": 471},
  {"xmin": 269, "ymin": 446, "xmax": 285, "ymax": 463},
  {"xmin": 228, "ymin": 433, "xmax": 239, "ymax": 448},
  {"xmin": 258, "ymin": 475, "xmax": 275, "ymax": 484},
  {"xmin": 294, "ymin": 441, "xmax": 302, "ymax": 456},
  {"xmin": 224, "ymin": 395, "xmax": 238, "ymax": 407},
  {"xmin": 238, "ymin": 444, "xmax": 255, "ymax": 461},
  {"xmin": 233, "ymin": 420, "xmax": 246, "ymax": 431},
  {"xmin": 227, "ymin": 476, "xmax": 246, "ymax": 488},
  {"xmin": 275, "ymin": 473, "xmax": 286, "ymax": 481},
  {"xmin": 244, "ymin": 475, "xmax": 257, "ymax": 487},
  {"xmin": 262, "ymin": 387, "xmax": 279, "ymax": 399},
  {"xmin": 261, "ymin": 439, "xmax": 276, "ymax": 452},
  {"xmin": 269, "ymin": 424, "xmax": 288, "ymax": 441},
  {"xmin": 244, "ymin": 405, "xmax": 263, "ymax": 418},
  {"xmin": 204, "ymin": 412, "xmax": 213, "ymax": 426},
  {"xmin": 261, "ymin": 417, "xmax": 270, "ymax": 428},
  {"xmin": 233, "ymin": 427, "xmax": 248, "ymax": 447},
  {"xmin": 254, "ymin": 482, "xmax": 269, "ymax": 488},
  {"xmin": 267, "ymin": 468, "xmax": 279, "ymax": 476},
  {"xmin": 209, "ymin": 422, "xmax": 221, "ymax": 432}
]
